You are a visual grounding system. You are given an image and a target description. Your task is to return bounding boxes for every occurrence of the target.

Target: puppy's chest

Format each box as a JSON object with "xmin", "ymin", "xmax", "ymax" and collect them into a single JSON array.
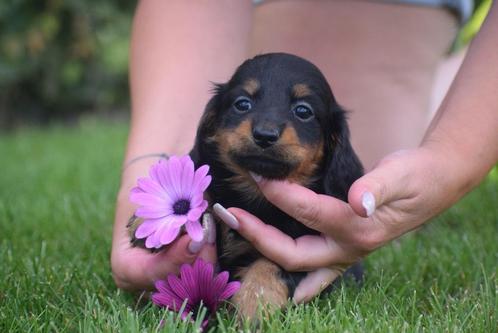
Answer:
[{"xmin": 208, "ymin": 180, "xmax": 319, "ymax": 239}]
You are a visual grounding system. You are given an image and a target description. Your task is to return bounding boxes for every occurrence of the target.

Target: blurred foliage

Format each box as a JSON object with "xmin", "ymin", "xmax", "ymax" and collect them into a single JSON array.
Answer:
[{"xmin": 0, "ymin": 0, "xmax": 135, "ymax": 128}]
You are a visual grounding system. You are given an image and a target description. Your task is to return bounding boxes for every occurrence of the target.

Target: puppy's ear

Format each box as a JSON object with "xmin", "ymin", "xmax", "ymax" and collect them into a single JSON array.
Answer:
[
  {"xmin": 197, "ymin": 83, "xmax": 227, "ymax": 139},
  {"xmin": 322, "ymin": 104, "xmax": 363, "ymax": 201},
  {"xmin": 191, "ymin": 83, "xmax": 226, "ymax": 162}
]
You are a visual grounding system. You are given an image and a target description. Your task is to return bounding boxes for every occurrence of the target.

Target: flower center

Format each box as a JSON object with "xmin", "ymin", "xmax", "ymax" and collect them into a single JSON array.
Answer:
[{"xmin": 173, "ymin": 199, "xmax": 190, "ymax": 215}]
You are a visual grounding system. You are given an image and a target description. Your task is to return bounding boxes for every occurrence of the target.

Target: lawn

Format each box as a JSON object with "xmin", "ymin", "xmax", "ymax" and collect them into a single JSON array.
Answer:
[{"xmin": 1, "ymin": 118, "xmax": 497, "ymax": 332}]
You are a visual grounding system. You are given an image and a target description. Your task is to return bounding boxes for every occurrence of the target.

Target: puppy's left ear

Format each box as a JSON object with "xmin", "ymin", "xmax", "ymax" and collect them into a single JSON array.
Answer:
[{"xmin": 322, "ymin": 105, "xmax": 364, "ymax": 201}]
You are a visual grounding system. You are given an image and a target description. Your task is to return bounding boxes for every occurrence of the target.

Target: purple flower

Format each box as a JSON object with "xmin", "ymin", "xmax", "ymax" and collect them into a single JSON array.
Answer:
[
  {"xmin": 130, "ymin": 155, "xmax": 211, "ymax": 249},
  {"xmin": 152, "ymin": 259, "xmax": 241, "ymax": 327}
]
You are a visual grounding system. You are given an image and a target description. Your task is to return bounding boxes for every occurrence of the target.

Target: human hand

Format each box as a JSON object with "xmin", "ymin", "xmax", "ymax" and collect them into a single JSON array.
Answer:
[
  {"xmin": 214, "ymin": 147, "xmax": 469, "ymax": 302},
  {"xmin": 111, "ymin": 158, "xmax": 217, "ymax": 291}
]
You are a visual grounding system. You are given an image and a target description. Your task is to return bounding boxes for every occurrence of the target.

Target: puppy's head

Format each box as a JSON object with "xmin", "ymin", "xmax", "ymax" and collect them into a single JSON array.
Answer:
[{"xmin": 196, "ymin": 53, "xmax": 362, "ymax": 199}]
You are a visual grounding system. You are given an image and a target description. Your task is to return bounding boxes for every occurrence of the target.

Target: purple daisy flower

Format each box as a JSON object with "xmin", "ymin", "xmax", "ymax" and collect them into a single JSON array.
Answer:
[
  {"xmin": 152, "ymin": 259, "xmax": 241, "ymax": 327},
  {"xmin": 129, "ymin": 155, "xmax": 211, "ymax": 249}
]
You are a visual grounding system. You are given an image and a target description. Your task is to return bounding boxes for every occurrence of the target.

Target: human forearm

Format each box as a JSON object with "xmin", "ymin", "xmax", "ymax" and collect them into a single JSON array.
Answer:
[
  {"xmin": 112, "ymin": 1, "xmax": 252, "ymax": 290},
  {"xmin": 423, "ymin": 1, "xmax": 498, "ymax": 195},
  {"xmin": 126, "ymin": 0, "xmax": 252, "ymax": 162}
]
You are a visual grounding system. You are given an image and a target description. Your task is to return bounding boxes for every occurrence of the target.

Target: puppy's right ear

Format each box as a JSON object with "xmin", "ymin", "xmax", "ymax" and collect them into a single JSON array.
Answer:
[
  {"xmin": 191, "ymin": 83, "xmax": 227, "ymax": 162},
  {"xmin": 196, "ymin": 83, "xmax": 227, "ymax": 140}
]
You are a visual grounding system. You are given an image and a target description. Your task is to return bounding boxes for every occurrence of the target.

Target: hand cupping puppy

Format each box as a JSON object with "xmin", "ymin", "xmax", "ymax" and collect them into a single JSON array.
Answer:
[{"xmin": 217, "ymin": 147, "xmax": 474, "ymax": 303}]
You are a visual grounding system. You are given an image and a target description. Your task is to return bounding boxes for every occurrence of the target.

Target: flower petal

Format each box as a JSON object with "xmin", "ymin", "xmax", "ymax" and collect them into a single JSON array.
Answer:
[
  {"xmin": 192, "ymin": 165, "xmax": 210, "ymax": 189},
  {"xmin": 219, "ymin": 281, "xmax": 241, "ymax": 300},
  {"xmin": 167, "ymin": 274, "xmax": 190, "ymax": 300},
  {"xmin": 180, "ymin": 155, "xmax": 192, "ymax": 166},
  {"xmin": 190, "ymin": 193, "xmax": 203, "ymax": 208},
  {"xmin": 155, "ymin": 279, "xmax": 172, "ymax": 294},
  {"xmin": 135, "ymin": 206, "xmax": 172, "ymax": 219},
  {"xmin": 185, "ymin": 220, "xmax": 203, "ymax": 242},
  {"xmin": 130, "ymin": 192, "xmax": 169, "ymax": 207},
  {"xmin": 137, "ymin": 177, "xmax": 171, "ymax": 201},
  {"xmin": 180, "ymin": 263, "xmax": 199, "ymax": 303},
  {"xmin": 152, "ymin": 290, "xmax": 184, "ymax": 311},
  {"xmin": 158, "ymin": 224, "xmax": 181, "ymax": 245},
  {"xmin": 130, "ymin": 186, "xmax": 143, "ymax": 195},
  {"xmin": 145, "ymin": 230, "xmax": 161, "ymax": 249},
  {"xmin": 203, "ymin": 271, "xmax": 229, "ymax": 309},
  {"xmin": 210, "ymin": 271, "xmax": 229, "ymax": 298},
  {"xmin": 180, "ymin": 157, "xmax": 195, "ymax": 196},
  {"xmin": 187, "ymin": 207, "xmax": 204, "ymax": 222},
  {"xmin": 135, "ymin": 219, "xmax": 160, "ymax": 239},
  {"xmin": 171, "ymin": 215, "xmax": 188, "ymax": 227},
  {"xmin": 199, "ymin": 200, "xmax": 208, "ymax": 212},
  {"xmin": 155, "ymin": 161, "xmax": 178, "ymax": 200},
  {"xmin": 193, "ymin": 175, "xmax": 212, "ymax": 193},
  {"xmin": 197, "ymin": 259, "xmax": 214, "ymax": 301},
  {"xmin": 168, "ymin": 156, "xmax": 183, "ymax": 197}
]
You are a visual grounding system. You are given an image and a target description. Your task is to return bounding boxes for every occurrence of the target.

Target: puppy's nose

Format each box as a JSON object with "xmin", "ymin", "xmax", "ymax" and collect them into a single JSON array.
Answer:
[{"xmin": 252, "ymin": 126, "xmax": 280, "ymax": 148}]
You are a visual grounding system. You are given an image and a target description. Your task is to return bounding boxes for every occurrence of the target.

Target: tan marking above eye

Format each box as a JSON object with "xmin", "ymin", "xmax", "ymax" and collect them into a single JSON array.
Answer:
[
  {"xmin": 242, "ymin": 78, "xmax": 260, "ymax": 96},
  {"xmin": 292, "ymin": 83, "xmax": 311, "ymax": 98}
]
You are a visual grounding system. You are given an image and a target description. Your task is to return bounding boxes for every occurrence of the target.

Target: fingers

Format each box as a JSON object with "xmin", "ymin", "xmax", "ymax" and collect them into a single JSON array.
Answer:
[
  {"xmin": 112, "ymin": 213, "xmax": 217, "ymax": 291},
  {"xmin": 215, "ymin": 205, "xmax": 349, "ymax": 271},
  {"xmin": 348, "ymin": 150, "xmax": 413, "ymax": 217},
  {"xmin": 187, "ymin": 213, "xmax": 216, "ymax": 254},
  {"xmin": 195, "ymin": 213, "xmax": 217, "ymax": 263},
  {"xmin": 143, "ymin": 232, "xmax": 217, "ymax": 288},
  {"xmin": 292, "ymin": 267, "xmax": 342, "ymax": 304},
  {"xmin": 252, "ymin": 178, "xmax": 363, "ymax": 235}
]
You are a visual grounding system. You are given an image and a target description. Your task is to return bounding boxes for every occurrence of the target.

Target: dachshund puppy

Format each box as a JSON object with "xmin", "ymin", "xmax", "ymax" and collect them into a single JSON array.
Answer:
[{"xmin": 191, "ymin": 53, "xmax": 364, "ymax": 319}]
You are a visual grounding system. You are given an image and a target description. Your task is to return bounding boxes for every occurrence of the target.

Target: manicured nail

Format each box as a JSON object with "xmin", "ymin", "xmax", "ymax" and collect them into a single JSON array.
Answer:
[
  {"xmin": 188, "ymin": 238, "xmax": 205, "ymax": 254},
  {"xmin": 249, "ymin": 171, "xmax": 262, "ymax": 183},
  {"xmin": 361, "ymin": 191, "xmax": 376, "ymax": 217},
  {"xmin": 202, "ymin": 213, "xmax": 216, "ymax": 244},
  {"xmin": 213, "ymin": 203, "xmax": 239, "ymax": 229}
]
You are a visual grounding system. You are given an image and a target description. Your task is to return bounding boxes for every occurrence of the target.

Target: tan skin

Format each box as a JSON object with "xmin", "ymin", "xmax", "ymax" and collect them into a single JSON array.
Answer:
[{"xmin": 111, "ymin": 0, "xmax": 498, "ymax": 299}]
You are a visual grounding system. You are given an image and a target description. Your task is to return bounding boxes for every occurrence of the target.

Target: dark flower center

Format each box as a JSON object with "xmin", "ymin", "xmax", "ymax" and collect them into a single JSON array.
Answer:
[{"xmin": 173, "ymin": 199, "xmax": 190, "ymax": 215}]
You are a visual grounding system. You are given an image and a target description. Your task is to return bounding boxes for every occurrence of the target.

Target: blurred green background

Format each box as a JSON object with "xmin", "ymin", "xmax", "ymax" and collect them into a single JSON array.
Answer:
[
  {"xmin": 0, "ymin": 0, "xmax": 135, "ymax": 129},
  {"xmin": 0, "ymin": 0, "xmax": 491, "ymax": 130}
]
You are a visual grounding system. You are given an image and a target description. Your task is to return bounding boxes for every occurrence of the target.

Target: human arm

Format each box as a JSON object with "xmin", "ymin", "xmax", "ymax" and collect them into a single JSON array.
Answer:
[{"xmin": 110, "ymin": 0, "xmax": 252, "ymax": 290}]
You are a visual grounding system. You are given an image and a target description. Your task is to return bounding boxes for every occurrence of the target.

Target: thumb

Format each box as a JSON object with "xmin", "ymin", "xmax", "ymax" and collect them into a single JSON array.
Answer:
[{"xmin": 348, "ymin": 150, "xmax": 413, "ymax": 217}]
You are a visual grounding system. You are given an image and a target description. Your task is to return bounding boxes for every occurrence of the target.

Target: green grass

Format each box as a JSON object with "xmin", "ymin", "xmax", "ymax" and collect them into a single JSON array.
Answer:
[{"xmin": 1, "ymin": 119, "xmax": 497, "ymax": 332}]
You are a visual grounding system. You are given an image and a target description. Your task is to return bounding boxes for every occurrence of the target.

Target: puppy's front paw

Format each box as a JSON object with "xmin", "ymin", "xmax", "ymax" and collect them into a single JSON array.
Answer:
[{"xmin": 232, "ymin": 258, "xmax": 289, "ymax": 321}]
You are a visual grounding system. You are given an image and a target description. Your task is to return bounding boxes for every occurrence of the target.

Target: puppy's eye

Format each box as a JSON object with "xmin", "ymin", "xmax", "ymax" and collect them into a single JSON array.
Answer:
[
  {"xmin": 293, "ymin": 103, "xmax": 314, "ymax": 121},
  {"xmin": 233, "ymin": 97, "xmax": 252, "ymax": 113}
]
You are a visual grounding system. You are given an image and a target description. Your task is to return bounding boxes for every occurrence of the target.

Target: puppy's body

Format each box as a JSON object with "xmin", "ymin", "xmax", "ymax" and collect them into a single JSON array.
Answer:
[{"xmin": 191, "ymin": 53, "xmax": 363, "ymax": 318}]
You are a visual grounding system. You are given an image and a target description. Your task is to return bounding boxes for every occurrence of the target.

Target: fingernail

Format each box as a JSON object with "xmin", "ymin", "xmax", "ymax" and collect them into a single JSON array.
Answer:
[
  {"xmin": 213, "ymin": 203, "xmax": 239, "ymax": 230},
  {"xmin": 188, "ymin": 238, "xmax": 205, "ymax": 254},
  {"xmin": 361, "ymin": 191, "xmax": 376, "ymax": 217},
  {"xmin": 202, "ymin": 213, "xmax": 216, "ymax": 244},
  {"xmin": 249, "ymin": 171, "xmax": 263, "ymax": 183}
]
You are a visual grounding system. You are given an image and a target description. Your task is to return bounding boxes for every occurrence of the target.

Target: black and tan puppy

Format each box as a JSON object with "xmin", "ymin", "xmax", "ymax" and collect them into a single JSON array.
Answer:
[{"xmin": 191, "ymin": 53, "xmax": 364, "ymax": 318}]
